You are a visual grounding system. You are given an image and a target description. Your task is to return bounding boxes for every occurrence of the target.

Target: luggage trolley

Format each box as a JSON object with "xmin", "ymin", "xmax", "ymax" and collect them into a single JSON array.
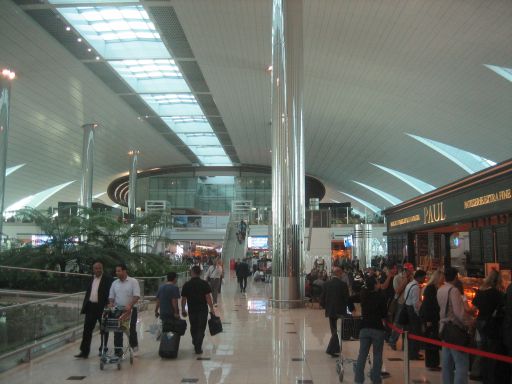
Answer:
[
  {"xmin": 99, "ymin": 307, "xmax": 133, "ymax": 370},
  {"xmin": 335, "ymin": 315, "xmax": 362, "ymax": 383}
]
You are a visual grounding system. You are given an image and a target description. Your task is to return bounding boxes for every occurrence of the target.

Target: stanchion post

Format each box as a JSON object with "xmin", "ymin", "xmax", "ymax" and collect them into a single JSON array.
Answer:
[{"xmin": 404, "ymin": 330, "xmax": 410, "ymax": 384}]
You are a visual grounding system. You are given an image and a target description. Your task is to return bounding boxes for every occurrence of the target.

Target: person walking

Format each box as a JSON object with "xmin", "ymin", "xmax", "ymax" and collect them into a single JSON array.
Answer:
[
  {"xmin": 354, "ymin": 275, "xmax": 388, "ymax": 384},
  {"xmin": 108, "ymin": 264, "xmax": 141, "ymax": 356},
  {"xmin": 404, "ymin": 269, "xmax": 427, "ymax": 360},
  {"xmin": 155, "ymin": 272, "xmax": 181, "ymax": 321},
  {"xmin": 438, "ymin": 267, "xmax": 472, "ymax": 384},
  {"xmin": 236, "ymin": 259, "xmax": 250, "ymax": 293},
  {"xmin": 181, "ymin": 266, "xmax": 215, "ymax": 354},
  {"xmin": 75, "ymin": 261, "xmax": 113, "ymax": 358},
  {"xmin": 321, "ymin": 266, "xmax": 350, "ymax": 357},
  {"xmin": 419, "ymin": 270, "xmax": 443, "ymax": 371},
  {"xmin": 207, "ymin": 259, "xmax": 223, "ymax": 306}
]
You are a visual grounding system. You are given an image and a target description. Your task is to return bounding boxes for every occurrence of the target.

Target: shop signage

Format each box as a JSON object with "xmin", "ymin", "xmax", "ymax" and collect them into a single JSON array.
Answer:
[{"xmin": 385, "ymin": 173, "xmax": 512, "ymax": 234}]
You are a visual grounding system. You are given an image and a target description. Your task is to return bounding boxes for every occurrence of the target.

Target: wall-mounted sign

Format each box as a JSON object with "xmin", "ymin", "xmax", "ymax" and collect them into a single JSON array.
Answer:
[{"xmin": 385, "ymin": 173, "xmax": 512, "ymax": 234}]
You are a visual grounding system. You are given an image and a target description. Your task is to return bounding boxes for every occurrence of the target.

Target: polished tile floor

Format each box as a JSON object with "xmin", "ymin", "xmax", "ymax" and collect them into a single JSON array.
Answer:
[{"xmin": 1, "ymin": 273, "xmax": 470, "ymax": 383}]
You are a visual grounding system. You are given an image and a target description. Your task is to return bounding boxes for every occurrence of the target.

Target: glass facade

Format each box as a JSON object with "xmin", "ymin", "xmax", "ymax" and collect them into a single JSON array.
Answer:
[{"xmin": 147, "ymin": 175, "xmax": 272, "ymax": 212}]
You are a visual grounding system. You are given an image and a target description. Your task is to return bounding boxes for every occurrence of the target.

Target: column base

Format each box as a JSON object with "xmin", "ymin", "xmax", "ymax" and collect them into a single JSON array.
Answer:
[{"xmin": 270, "ymin": 276, "xmax": 305, "ymax": 309}]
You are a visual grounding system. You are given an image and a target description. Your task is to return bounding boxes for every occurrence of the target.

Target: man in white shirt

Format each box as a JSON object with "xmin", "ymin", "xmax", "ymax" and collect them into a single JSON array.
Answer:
[
  {"xmin": 109, "ymin": 264, "xmax": 141, "ymax": 355},
  {"xmin": 404, "ymin": 269, "xmax": 427, "ymax": 360}
]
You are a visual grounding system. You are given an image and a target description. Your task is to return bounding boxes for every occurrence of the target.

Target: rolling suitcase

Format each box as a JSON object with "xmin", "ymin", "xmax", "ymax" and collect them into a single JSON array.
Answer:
[{"xmin": 159, "ymin": 331, "xmax": 180, "ymax": 359}]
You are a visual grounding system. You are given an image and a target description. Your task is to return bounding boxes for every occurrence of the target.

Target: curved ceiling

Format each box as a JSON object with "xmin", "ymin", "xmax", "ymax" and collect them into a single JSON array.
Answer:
[{"xmin": 1, "ymin": 0, "xmax": 511, "ymax": 214}]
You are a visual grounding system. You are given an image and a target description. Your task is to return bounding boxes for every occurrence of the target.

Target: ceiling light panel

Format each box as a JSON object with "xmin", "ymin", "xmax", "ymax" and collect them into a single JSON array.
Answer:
[
  {"xmin": 57, "ymin": 6, "xmax": 170, "ymax": 59},
  {"xmin": 54, "ymin": 3, "xmax": 231, "ymax": 166},
  {"xmin": 177, "ymin": 133, "xmax": 221, "ymax": 146},
  {"xmin": 140, "ymin": 94, "xmax": 203, "ymax": 115},
  {"xmin": 109, "ymin": 59, "xmax": 189, "ymax": 93},
  {"xmin": 485, "ymin": 64, "xmax": 512, "ymax": 83},
  {"xmin": 197, "ymin": 156, "xmax": 233, "ymax": 166},
  {"xmin": 338, "ymin": 191, "xmax": 381, "ymax": 213},
  {"xmin": 371, "ymin": 163, "xmax": 436, "ymax": 194},
  {"xmin": 161, "ymin": 116, "xmax": 214, "ymax": 134},
  {"xmin": 189, "ymin": 146, "xmax": 227, "ymax": 156},
  {"xmin": 352, "ymin": 181, "xmax": 402, "ymax": 206},
  {"xmin": 407, "ymin": 133, "xmax": 496, "ymax": 174}
]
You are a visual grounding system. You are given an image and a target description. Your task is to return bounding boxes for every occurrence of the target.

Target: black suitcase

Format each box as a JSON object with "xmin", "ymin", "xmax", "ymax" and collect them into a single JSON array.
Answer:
[
  {"xmin": 341, "ymin": 316, "xmax": 362, "ymax": 340},
  {"xmin": 159, "ymin": 331, "xmax": 180, "ymax": 359}
]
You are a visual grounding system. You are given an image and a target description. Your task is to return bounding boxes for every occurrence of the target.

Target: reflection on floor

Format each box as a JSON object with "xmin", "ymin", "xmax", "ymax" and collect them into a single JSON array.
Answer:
[{"xmin": 1, "ymin": 273, "xmax": 477, "ymax": 383}]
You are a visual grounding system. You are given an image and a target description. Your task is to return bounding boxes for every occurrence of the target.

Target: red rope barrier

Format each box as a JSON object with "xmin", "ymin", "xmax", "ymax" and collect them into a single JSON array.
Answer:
[{"xmin": 385, "ymin": 322, "xmax": 512, "ymax": 364}]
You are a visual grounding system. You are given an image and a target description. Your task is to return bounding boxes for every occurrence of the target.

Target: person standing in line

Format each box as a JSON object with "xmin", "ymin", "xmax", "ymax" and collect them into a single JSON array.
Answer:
[
  {"xmin": 437, "ymin": 267, "xmax": 473, "ymax": 384},
  {"xmin": 388, "ymin": 263, "xmax": 414, "ymax": 350},
  {"xmin": 75, "ymin": 261, "xmax": 113, "ymax": 358},
  {"xmin": 321, "ymin": 266, "xmax": 350, "ymax": 357},
  {"xmin": 108, "ymin": 264, "xmax": 141, "ymax": 356},
  {"xmin": 419, "ymin": 270, "xmax": 443, "ymax": 371},
  {"xmin": 207, "ymin": 259, "xmax": 223, "ymax": 306},
  {"xmin": 155, "ymin": 272, "xmax": 181, "ymax": 321},
  {"xmin": 354, "ymin": 276, "xmax": 388, "ymax": 384},
  {"xmin": 181, "ymin": 266, "xmax": 215, "ymax": 354},
  {"xmin": 404, "ymin": 269, "xmax": 427, "ymax": 360},
  {"xmin": 472, "ymin": 269, "xmax": 507, "ymax": 384}
]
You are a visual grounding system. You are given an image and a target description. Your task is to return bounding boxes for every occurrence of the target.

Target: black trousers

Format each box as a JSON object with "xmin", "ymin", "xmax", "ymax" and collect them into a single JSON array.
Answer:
[
  {"xmin": 424, "ymin": 322, "xmax": 440, "ymax": 368},
  {"xmin": 238, "ymin": 276, "xmax": 247, "ymax": 291},
  {"xmin": 406, "ymin": 306, "xmax": 422, "ymax": 358},
  {"xmin": 326, "ymin": 316, "xmax": 341, "ymax": 354},
  {"xmin": 79, "ymin": 302, "xmax": 108, "ymax": 355},
  {"xmin": 114, "ymin": 307, "xmax": 138, "ymax": 353},
  {"xmin": 189, "ymin": 310, "xmax": 208, "ymax": 351}
]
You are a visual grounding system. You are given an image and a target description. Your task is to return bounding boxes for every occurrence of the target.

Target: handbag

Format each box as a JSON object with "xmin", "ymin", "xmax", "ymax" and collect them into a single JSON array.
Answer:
[
  {"xmin": 439, "ymin": 288, "xmax": 471, "ymax": 346},
  {"xmin": 208, "ymin": 312, "xmax": 223, "ymax": 336},
  {"xmin": 397, "ymin": 283, "xmax": 416, "ymax": 326},
  {"xmin": 162, "ymin": 318, "xmax": 187, "ymax": 336}
]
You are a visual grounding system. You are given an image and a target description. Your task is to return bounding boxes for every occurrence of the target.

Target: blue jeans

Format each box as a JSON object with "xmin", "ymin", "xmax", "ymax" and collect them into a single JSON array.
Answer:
[
  {"xmin": 354, "ymin": 328, "xmax": 385, "ymax": 384},
  {"xmin": 441, "ymin": 347, "xmax": 469, "ymax": 384}
]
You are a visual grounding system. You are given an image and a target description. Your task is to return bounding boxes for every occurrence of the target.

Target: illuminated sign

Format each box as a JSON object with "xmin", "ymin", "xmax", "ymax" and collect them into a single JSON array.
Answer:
[
  {"xmin": 390, "ymin": 214, "xmax": 421, "ymax": 228},
  {"xmin": 464, "ymin": 188, "xmax": 511, "ymax": 209},
  {"xmin": 423, "ymin": 202, "xmax": 447, "ymax": 224}
]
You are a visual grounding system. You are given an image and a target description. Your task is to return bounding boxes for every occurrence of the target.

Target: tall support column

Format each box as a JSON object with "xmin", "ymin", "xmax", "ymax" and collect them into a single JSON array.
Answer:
[
  {"xmin": 80, "ymin": 123, "xmax": 97, "ymax": 210},
  {"xmin": 271, "ymin": 0, "xmax": 305, "ymax": 308},
  {"xmin": 128, "ymin": 150, "xmax": 139, "ymax": 220},
  {"xmin": 0, "ymin": 69, "xmax": 16, "ymax": 241}
]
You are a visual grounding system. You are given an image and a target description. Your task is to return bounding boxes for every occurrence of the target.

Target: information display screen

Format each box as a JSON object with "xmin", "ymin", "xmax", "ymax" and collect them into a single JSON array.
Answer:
[{"xmin": 248, "ymin": 236, "xmax": 268, "ymax": 249}]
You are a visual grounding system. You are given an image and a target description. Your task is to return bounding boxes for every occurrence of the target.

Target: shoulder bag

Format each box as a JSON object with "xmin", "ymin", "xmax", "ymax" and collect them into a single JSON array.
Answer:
[
  {"xmin": 397, "ymin": 283, "xmax": 416, "ymax": 325},
  {"xmin": 439, "ymin": 287, "xmax": 471, "ymax": 346}
]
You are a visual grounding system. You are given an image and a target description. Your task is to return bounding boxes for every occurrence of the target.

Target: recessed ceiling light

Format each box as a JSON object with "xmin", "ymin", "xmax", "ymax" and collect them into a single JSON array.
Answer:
[
  {"xmin": 77, "ymin": 38, "xmax": 82, "ymax": 42},
  {"xmin": 65, "ymin": 26, "xmax": 71, "ymax": 31},
  {"xmin": 95, "ymin": 56, "xmax": 100, "ymax": 60},
  {"xmin": 87, "ymin": 48, "xmax": 92, "ymax": 52}
]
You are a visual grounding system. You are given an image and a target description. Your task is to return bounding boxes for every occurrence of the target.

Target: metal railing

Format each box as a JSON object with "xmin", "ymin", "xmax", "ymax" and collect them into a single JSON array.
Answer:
[{"xmin": 0, "ymin": 291, "xmax": 85, "ymax": 372}]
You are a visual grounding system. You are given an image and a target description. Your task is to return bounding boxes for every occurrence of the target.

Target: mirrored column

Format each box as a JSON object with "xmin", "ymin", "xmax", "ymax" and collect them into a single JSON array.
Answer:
[
  {"xmin": 80, "ymin": 123, "xmax": 97, "ymax": 210},
  {"xmin": 271, "ymin": 0, "xmax": 305, "ymax": 308}
]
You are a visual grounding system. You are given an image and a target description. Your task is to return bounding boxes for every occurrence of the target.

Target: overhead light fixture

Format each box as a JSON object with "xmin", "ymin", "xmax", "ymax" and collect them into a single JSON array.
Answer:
[
  {"xmin": 87, "ymin": 48, "xmax": 92, "ymax": 52},
  {"xmin": 77, "ymin": 37, "xmax": 82, "ymax": 42},
  {"xmin": 65, "ymin": 26, "xmax": 71, "ymax": 31},
  {"xmin": 1, "ymin": 68, "xmax": 16, "ymax": 80},
  {"xmin": 95, "ymin": 56, "xmax": 100, "ymax": 60}
]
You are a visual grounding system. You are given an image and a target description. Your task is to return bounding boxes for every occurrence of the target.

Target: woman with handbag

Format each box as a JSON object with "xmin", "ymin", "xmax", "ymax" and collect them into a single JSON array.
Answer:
[
  {"xmin": 437, "ymin": 267, "xmax": 473, "ymax": 384},
  {"xmin": 419, "ymin": 270, "xmax": 443, "ymax": 371},
  {"xmin": 472, "ymin": 269, "xmax": 507, "ymax": 384},
  {"xmin": 208, "ymin": 259, "xmax": 223, "ymax": 307}
]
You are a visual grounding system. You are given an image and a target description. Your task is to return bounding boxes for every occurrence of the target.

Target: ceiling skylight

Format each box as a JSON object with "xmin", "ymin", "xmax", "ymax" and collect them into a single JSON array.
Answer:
[
  {"xmin": 485, "ymin": 64, "xmax": 512, "ymax": 83},
  {"xmin": 352, "ymin": 181, "xmax": 402, "ymax": 206},
  {"xmin": 407, "ymin": 134, "xmax": 496, "ymax": 174},
  {"xmin": 337, "ymin": 191, "xmax": 381, "ymax": 213},
  {"xmin": 55, "ymin": 4, "xmax": 231, "ymax": 166},
  {"xmin": 371, "ymin": 163, "xmax": 436, "ymax": 194},
  {"xmin": 4, "ymin": 181, "xmax": 75, "ymax": 219},
  {"xmin": 57, "ymin": 6, "xmax": 169, "ymax": 59},
  {"xmin": 6, "ymin": 164, "xmax": 25, "ymax": 177},
  {"xmin": 109, "ymin": 59, "xmax": 189, "ymax": 93}
]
